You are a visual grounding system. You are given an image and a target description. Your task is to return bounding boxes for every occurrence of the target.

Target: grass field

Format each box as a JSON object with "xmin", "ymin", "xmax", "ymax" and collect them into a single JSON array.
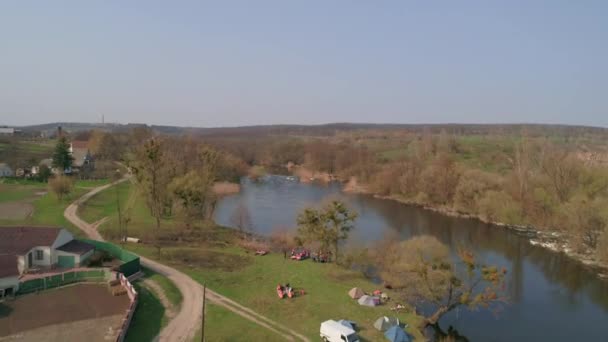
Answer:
[
  {"xmin": 125, "ymin": 284, "xmax": 167, "ymax": 342},
  {"xmin": 142, "ymin": 267, "xmax": 183, "ymax": 307},
  {"xmin": 78, "ymin": 180, "xmax": 131, "ymax": 224},
  {"xmin": 127, "ymin": 243, "xmax": 423, "ymax": 342},
  {"xmin": 193, "ymin": 303, "xmax": 285, "ymax": 342},
  {"xmin": 0, "ymin": 179, "xmax": 110, "ymax": 235}
]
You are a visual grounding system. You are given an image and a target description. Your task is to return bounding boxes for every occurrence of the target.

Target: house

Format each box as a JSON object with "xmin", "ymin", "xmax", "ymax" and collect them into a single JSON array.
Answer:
[
  {"xmin": 15, "ymin": 168, "xmax": 30, "ymax": 178},
  {"xmin": 0, "ymin": 127, "xmax": 15, "ymax": 135},
  {"xmin": 0, "ymin": 163, "xmax": 14, "ymax": 177},
  {"xmin": 70, "ymin": 140, "xmax": 95, "ymax": 173},
  {"xmin": 0, "ymin": 226, "xmax": 95, "ymax": 297},
  {"xmin": 39, "ymin": 158, "xmax": 61, "ymax": 175}
]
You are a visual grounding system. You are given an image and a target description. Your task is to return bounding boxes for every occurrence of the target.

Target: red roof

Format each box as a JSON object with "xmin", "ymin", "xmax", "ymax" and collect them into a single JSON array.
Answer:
[
  {"xmin": 71, "ymin": 140, "xmax": 89, "ymax": 149},
  {"xmin": 0, "ymin": 255, "xmax": 18, "ymax": 278},
  {"xmin": 0, "ymin": 226, "xmax": 62, "ymax": 255}
]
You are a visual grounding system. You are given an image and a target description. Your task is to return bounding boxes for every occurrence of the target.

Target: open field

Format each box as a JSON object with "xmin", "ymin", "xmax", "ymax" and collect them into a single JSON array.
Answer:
[
  {"xmin": 0, "ymin": 179, "xmax": 110, "ymax": 235},
  {"xmin": 78, "ymin": 180, "xmax": 132, "ymax": 224},
  {"xmin": 0, "ymin": 284, "xmax": 129, "ymax": 339},
  {"xmin": 0, "ymin": 138, "xmax": 55, "ymax": 169}
]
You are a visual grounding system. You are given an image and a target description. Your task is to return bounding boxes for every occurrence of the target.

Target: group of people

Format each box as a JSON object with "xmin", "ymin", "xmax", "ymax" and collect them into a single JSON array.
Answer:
[{"xmin": 277, "ymin": 283, "xmax": 294, "ymax": 298}]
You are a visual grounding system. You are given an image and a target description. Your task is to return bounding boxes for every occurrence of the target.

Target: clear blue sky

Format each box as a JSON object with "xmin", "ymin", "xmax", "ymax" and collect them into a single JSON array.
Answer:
[{"xmin": 1, "ymin": 1, "xmax": 606, "ymax": 127}]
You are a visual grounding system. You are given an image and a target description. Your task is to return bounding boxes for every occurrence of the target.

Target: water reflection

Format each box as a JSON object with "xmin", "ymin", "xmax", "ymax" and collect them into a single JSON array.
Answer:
[{"xmin": 214, "ymin": 176, "xmax": 608, "ymax": 341}]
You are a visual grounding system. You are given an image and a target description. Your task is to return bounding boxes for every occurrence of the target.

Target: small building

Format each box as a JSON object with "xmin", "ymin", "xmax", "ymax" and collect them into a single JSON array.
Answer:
[
  {"xmin": 39, "ymin": 158, "xmax": 61, "ymax": 175},
  {"xmin": 0, "ymin": 227, "xmax": 95, "ymax": 297},
  {"xmin": 70, "ymin": 141, "xmax": 95, "ymax": 173},
  {"xmin": 0, "ymin": 163, "xmax": 14, "ymax": 177},
  {"xmin": 0, "ymin": 127, "xmax": 15, "ymax": 135}
]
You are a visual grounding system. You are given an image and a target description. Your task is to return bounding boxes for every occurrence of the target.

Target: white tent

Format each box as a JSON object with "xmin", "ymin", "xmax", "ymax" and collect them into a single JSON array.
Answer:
[{"xmin": 357, "ymin": 295, "xmax": 379, "ymax": 307}]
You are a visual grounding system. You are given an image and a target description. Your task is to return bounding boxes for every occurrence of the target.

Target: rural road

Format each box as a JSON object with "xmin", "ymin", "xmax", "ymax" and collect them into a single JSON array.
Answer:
[{"xmin": 65, "ymin": 178, "xmax": 309, "ymax": 342}]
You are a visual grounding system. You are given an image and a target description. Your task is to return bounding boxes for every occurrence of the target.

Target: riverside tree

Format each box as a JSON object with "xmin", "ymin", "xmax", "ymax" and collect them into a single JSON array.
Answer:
[
  {"xmin": 296, "ymin": 200, "xmax": 357, "ymax": 263},
  {"xmin": 374, "ymin": 236, "xmax": 508, "ymax": 330},
  {"xmin": 132, "ymin": 137, "xmax": 168, "ymax": 257}
]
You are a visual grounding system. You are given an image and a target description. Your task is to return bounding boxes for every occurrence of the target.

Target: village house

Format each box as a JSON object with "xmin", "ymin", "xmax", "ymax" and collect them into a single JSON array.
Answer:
[
  {"xmin": 0, "ymin": 163, "xmax": 14, "ymax": 177},
  {"xmin": 0, "ymin": 227, "xmax": 95, "ymax": 297},
  {"xmin": 70, "ymin": 140, "xmax": 95, "ymax": 174}
]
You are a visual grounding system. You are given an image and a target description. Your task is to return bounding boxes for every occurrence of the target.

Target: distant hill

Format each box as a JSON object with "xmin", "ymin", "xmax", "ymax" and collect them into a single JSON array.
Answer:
[{"xmin": 17, "ymin": 122, "xmax": 608, "ymax": 138}]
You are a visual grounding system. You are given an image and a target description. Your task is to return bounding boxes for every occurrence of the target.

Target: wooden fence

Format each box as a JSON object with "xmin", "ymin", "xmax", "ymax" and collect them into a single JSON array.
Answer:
[{"xmin": 115, "ymin": 272, "xmax": 138, "ymax": 342}]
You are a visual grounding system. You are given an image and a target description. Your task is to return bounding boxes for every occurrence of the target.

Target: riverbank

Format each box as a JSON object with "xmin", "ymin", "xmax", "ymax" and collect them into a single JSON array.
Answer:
[
  {"xmin": 341, "ymin": 176, "xmax": 608, "ymax": 279},
  {"xmin": 213, "ymin": 181, "xmax": 241, "ymax": 196}
]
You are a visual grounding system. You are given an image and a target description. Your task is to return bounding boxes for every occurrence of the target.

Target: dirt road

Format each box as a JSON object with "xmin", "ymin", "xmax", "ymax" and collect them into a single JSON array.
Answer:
[{"xmin": 64, "ymin": 179, "xmax": 309, "ymax": 342}]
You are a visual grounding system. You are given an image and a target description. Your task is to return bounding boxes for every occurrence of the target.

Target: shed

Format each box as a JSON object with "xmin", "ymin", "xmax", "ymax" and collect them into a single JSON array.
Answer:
[{"xmin": 55, "ymin": 240, "xmax": 95, "ymax": 267}]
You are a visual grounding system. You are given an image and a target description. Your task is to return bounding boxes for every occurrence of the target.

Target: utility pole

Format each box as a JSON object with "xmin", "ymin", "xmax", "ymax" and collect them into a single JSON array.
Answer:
[{"xmin": 201, "ymin": 284, "xmax": 206, "ymax": 342}]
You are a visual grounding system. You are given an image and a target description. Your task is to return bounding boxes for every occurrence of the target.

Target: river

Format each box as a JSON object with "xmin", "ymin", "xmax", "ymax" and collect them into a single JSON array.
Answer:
[{"xmin": 214, "ymin": 175, "xmax": 608, "ymax": 341}]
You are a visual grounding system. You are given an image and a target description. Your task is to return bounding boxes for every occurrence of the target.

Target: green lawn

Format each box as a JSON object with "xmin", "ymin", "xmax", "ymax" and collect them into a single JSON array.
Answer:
[
  {"xmin": 126, "ymin": 243, "xmax": 424, "ymax": 342},
  {"xmin": 125, "ymin": 284, "xmax": 167, "ymax": 342},
  {"xmin": 0, "ymin": 177, "xmax": 111, "ymax": 235},
  {"xmin": 77, "ymin": 180, "xmax": 131, "ymax": 224},
  {"xmin": 192, "ymin": 303, "xmax": 285, "ymax": 342},
  {"xmin": 142, "ymin": 267, "xmax": 183, "ymax": 307},
  {"xmin": 74, "ymin": 179, "xmax": 112, "ymax": 189},
  {"xmin": 0, "ymin": 183, "xmax": 46, "ymax": 203}
]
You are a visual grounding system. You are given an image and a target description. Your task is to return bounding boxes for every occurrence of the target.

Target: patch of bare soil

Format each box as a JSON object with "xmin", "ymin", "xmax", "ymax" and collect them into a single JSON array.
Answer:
[
  {"xmin": 0, "ymin": 202, "xmax": 33, "ymax": 220},
  {"xmin": 0, "ymin": 314, "xmax": 124, "ymax": 342},
  {"xmin": 166, "ymin": 249, "xmax": 252, "ymax": 271},
  {"xmin": 0, "ymin": 284, "xmax": 130, "ymax": 337}
]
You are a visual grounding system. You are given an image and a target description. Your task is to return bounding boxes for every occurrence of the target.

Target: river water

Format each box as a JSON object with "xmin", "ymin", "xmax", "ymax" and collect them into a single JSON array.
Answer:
[{"xmin": 214, "ymin": 175, "xmax": 608, "ymax": 341}]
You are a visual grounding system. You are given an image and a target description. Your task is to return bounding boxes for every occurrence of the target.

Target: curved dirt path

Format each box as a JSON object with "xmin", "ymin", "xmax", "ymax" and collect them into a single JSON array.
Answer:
[{"xmin": 64, "ymin": 178, "xmax": 309, "ymax": 342}]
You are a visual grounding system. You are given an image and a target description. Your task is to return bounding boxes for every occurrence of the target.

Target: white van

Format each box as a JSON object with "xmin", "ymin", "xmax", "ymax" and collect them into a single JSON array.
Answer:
[{"xmin": 320, "ymin": 320, "xmax": 360, "ymax": 342}]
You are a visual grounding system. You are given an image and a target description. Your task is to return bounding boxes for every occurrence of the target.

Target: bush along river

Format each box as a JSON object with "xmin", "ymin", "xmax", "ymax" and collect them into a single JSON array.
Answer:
[{"xmin": 214, "ymin": 175, "xmax": 608, "ymax": 342}]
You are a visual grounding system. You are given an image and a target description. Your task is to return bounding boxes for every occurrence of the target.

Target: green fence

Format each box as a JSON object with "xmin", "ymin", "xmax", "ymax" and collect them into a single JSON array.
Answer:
[
  {"xmin": 80, "ymin": 239, "xmax": 141, "ymax": 276},
  {"xmin": 18, "ymin": 269, "xmax": 107, "ymax": 295}
]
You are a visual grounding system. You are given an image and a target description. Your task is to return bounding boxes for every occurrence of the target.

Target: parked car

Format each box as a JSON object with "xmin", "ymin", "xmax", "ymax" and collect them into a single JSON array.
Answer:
[{"xmin": 320, "ymin": 320, "xmax": 360, "ymax": 342}]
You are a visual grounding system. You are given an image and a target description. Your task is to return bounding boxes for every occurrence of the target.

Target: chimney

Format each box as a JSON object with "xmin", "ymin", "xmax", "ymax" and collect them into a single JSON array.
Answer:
[{"xmin": 57, "ymin": 126, "xmax": 63, "ymax": 138}]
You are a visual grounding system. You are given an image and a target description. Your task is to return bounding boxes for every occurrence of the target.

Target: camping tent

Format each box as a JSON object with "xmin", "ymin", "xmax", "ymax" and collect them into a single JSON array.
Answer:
[
  {"xmin": 358, "ymin": 295, "xmax": 379, "ymax": 307},
  {"xmin": 348, "ymin": 287, "xmax": 365, "ymax": 299},
  {"xmin": 373, "ymin": 316, "xmax": 400, "ymax": 331},
  {"xmin": 384, "ymin": 326, "xmax": 410, "ymax": 342},
  {"xmin": 337, "ymin": 319, "xmax": 356, "ymax": 330}
]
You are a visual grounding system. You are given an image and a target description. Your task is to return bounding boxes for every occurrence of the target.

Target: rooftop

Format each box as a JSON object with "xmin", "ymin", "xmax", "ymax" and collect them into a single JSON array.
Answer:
[
  {"xmin": 0, "ymin": 226, "xmax": 62, "ymax": 256},
  {"xmin": 56, "ymin": 240, "xmax": 94, "ymax": 255}
]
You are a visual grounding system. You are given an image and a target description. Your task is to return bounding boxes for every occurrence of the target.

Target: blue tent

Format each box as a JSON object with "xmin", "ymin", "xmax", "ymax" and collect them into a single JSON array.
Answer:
[{"xmin": 384, "ymin": 326, "xmax": 411, "ymax": 342}]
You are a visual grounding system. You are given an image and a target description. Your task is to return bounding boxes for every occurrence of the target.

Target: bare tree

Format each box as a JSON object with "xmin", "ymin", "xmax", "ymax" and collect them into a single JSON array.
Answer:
[
  {"xmin": 48, "ymin": 175, "xmax": 74, "ymax": 201},
  {"xmin": 374, "ymin": 236, "xmax": 508, "ymax": 330},
  {"xmin": 133, "ymin": 137, "xmax": 167, "ymax": 258}
]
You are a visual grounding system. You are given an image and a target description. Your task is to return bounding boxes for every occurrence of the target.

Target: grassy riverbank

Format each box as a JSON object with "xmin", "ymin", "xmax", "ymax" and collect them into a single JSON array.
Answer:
[{"xmin": 126, "ymin": 241, "xmax": 424, "ymax": 342}]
